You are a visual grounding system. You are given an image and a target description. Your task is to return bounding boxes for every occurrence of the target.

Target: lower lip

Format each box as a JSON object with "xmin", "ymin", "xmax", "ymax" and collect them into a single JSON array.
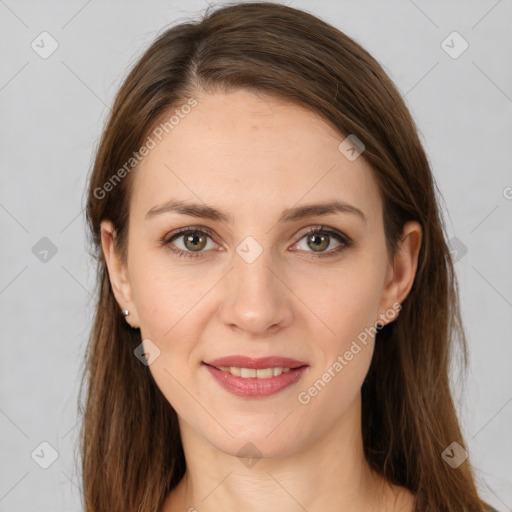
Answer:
[{"xmin": 204, "ymin": 364, "xmax": 309, "ymax": 398}]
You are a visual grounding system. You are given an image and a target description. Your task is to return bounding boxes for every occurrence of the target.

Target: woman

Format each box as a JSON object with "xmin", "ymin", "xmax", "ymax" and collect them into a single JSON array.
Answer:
[{"xmin": 81, "ymin": 2, "xmax": 496, "ymax": 511}]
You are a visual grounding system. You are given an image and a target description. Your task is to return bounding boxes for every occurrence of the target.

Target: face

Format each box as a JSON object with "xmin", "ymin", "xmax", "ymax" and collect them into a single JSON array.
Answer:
[{"xmin": 101, "ymin": 89, "xmax": 421, "ymax": 460}]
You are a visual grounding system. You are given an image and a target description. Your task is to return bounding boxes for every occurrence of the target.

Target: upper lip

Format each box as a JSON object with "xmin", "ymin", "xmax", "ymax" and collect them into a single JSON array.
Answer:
[{"xmin": 204, "ymin": 356, "xmax": 308, "ymax": 369}]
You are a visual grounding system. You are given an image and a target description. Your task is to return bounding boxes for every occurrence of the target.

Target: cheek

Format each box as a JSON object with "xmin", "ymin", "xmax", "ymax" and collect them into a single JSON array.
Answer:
[
  {"xmin": 128, "ymin": 244, "xmax": 208, "ymax": 340},
  {"xmin": 311, "ymin": 283, "xmax": 379, "ymax": 387},
  {"xmin": 311, "ymin": 260, "xmax": 385, "ymax": 346},
  {"xmin": 296, "ymin": 266, "xmax": 383, "ymax": 418},
  {"xmin": 129, "ymin": 260, "xmax": 206, "ymax": 414}
]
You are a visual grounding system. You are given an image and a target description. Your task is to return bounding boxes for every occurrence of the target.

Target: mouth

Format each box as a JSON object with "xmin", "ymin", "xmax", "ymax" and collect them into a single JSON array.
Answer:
[{"xmin": 202, "ymin": 356, "xmax": 309, "ymax": 398}]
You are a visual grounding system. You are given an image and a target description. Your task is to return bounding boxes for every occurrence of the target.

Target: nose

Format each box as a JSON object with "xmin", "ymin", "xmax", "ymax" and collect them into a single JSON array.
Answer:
[{"xmin": 218, "ymin": 245, "xmax": 294, "ymax": 337}]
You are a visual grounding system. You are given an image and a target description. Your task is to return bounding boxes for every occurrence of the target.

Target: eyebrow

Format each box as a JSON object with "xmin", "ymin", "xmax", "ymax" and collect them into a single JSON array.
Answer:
[{"xmin": 145, "ymin": 198, "xmax": 367, "ymax": 224}]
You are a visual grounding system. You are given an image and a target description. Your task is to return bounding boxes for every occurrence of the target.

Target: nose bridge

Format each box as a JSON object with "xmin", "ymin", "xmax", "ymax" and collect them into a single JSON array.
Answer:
[{"xmin": 220, "ymin": 236, "xmax": 292, "ymax": 334}]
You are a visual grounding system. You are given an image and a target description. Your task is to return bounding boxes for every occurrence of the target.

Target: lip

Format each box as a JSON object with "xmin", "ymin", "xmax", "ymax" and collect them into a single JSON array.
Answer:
[
  {"xmin": 202, "ymin": 355, "xmax": 309, "ymax": 398},
  {"xmin": 204, "ymin": 355, "xmax": 308, "ymax": 370}
]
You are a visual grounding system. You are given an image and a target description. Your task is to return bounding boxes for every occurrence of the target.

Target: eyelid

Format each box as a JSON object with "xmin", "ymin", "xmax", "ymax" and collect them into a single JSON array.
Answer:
[
  {"xmin": 162, "ymin": 225, "xmax": 219, "ymax": 245},
  {"xmin": 294, "ymin": 225, "xmax": 350, "ymax": 242}
]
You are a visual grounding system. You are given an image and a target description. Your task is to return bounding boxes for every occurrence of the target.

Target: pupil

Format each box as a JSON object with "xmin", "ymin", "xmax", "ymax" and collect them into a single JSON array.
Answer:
[
  {"xmin": 186, "ymin": 232, "xmax": 205, "ymax": 251},
  {"xmin": 310, "ymin": 234, "xmax": 328, "ymax": 252}
]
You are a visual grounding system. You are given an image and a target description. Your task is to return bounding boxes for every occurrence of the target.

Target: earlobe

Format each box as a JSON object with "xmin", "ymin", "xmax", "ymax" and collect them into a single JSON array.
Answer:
[
  {"xmin": 100, "ymin": 220, "xmax": 140, "ymax": 328},
  {"xmin": 378, "ymin": 220, "xmax": 422, "ymax": 326}
]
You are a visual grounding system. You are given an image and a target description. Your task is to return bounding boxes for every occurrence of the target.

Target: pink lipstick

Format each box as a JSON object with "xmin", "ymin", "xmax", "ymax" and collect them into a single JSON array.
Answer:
[{"xmin": 203, "ymin": 355, "xmax": 309, "ymax": 398}]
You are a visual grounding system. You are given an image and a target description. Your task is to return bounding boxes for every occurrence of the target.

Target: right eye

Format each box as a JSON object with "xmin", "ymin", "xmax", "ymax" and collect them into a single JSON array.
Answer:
[{"xmin": 162, "ymin": 227, "xmax": 219, "ymax": 258}]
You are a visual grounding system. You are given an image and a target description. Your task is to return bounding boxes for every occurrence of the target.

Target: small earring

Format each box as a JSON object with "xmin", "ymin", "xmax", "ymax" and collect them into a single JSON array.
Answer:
[{"xmin": 122, "ymin": 309, "xmax": 130, "ymax": 317}]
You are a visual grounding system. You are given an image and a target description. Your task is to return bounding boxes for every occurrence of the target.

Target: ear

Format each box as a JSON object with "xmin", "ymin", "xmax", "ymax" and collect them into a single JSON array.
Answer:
[
  {"xmin": 377, "ymin": 220, "xmax": 422, "ymax": 326},
  {"xmin": 100, "ymin": 219, "xmax": 140, "ymax": 329}
]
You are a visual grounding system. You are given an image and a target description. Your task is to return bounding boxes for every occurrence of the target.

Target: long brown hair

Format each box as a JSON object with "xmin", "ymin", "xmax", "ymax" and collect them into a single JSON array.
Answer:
[{"xmin": 81, "ymin": 2, "xmax": 490, "ymax": 510}]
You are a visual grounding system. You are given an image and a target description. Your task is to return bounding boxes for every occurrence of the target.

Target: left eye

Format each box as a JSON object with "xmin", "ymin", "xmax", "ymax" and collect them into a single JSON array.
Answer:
[{"xmin": 294, "ymin": 228, "xmax": 347, "ymax": 255}]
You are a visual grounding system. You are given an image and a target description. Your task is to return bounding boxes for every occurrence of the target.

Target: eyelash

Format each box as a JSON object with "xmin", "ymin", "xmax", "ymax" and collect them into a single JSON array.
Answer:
[{"xmin": 160, "ymin": 225, "xmax": 352, "ymax": 260}]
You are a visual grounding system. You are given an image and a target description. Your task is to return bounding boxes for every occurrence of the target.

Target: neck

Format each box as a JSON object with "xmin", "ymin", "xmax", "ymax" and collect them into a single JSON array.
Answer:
[{"xmin": 162, "ymin": 397, "xmax": 411, "ymax": 512}]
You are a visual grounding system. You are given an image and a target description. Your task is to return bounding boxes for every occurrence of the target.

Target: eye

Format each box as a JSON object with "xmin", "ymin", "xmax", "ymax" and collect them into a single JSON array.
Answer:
[
  {"xmin": 161, "ymin": 225, "xmax": 352, "ymax": 259},
  {"xmin": 161, "ymin": 227, "xmax": 218, "ymax": 258},
  {"xmin": 293, "ymin": 226, "xmax": 351, "ymax": 258}
]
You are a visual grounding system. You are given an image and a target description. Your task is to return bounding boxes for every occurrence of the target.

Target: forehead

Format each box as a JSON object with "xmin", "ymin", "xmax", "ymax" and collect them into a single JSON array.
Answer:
[{"xmin": 130, "ymin": 90, "xmax": 381, "ymax": 225}]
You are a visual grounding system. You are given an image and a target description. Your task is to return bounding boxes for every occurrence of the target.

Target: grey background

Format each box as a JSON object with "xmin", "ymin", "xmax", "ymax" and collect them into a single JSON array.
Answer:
[{"xmin": 1, "ymin": 0, "xmax": 511, "ymax": 510}]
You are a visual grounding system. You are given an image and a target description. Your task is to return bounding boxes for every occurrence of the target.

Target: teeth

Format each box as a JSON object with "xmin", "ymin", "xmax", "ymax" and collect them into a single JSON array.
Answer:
[
  {"xmin": 241, "ymin": 367, "xmax": 256, "ymax": 378},
  {"xmin": 217, "ymin": 366, "xmax": 292, "ymax": 378},
  {"xmin": 230, "ymin": 366, "xmax": 241, "ymax": 377}
]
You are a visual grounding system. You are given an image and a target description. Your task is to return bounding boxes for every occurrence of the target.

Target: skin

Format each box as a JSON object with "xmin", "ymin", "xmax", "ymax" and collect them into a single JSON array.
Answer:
[{"xmin": 101, "ymin": 89, "xmax": 422, "ymax": 512}]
